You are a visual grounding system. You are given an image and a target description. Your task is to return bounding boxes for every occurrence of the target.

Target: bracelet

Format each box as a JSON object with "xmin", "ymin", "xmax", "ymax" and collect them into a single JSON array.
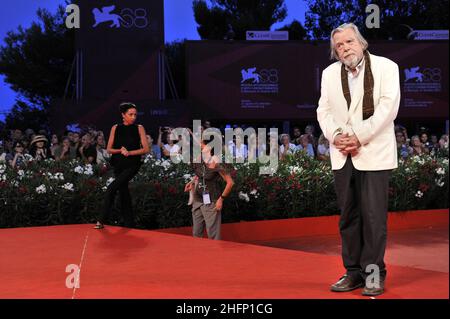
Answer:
[{"xmin": 220, "ymin": 195, "xmax": 226, "ymax": 199}]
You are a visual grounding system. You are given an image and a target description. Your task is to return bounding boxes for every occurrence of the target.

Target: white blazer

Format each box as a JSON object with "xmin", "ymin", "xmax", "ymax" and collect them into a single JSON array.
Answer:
[{"xmin": 317, "ymin": 53, "xmax": 401, "ymax": 171}]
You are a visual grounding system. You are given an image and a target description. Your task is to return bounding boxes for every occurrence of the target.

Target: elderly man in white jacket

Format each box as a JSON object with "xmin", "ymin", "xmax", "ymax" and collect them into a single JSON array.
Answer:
[{"xmin": 317, "ymin": 23, "xmax": 400, "ymax": 297}]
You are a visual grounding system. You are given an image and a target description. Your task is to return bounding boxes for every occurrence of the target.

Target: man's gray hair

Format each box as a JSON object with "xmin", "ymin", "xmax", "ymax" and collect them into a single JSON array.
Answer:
[{"xmin": 329, "ymin": 23, "xmax": 368, "ymax": 60}]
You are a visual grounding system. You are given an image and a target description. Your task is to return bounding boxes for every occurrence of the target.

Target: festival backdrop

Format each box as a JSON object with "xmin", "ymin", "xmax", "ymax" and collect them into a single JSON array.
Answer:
[
  {"xmin": 53, "ymin": 0, "xmax": 168, "ymax": 132},
  {"xmin": 187, "ymin": 41, "xmax": 449, "ymax": 121}
]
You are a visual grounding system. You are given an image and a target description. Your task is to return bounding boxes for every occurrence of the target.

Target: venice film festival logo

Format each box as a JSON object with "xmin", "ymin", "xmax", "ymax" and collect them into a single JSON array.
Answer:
[
  {"xmin": 240, "ymin": 67, "xmax": 279, "ymax": 94},
  {"xmin": 403, "ymin": 66, "xmax": 442, "ymax": 93},
  {"xmin": 65, "ymin": 4, "xmax": 149, "ymax": 29},
  {"xmin": 404, "ymin": 67, "xmax": 424, "ymax": 82}
]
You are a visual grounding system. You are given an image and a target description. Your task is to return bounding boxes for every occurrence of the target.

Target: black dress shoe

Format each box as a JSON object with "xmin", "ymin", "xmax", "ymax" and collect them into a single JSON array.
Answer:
[
  {"xmin": 330, "ymin": 275, "xmax": 363, "ymax": 292},
  {"xmin": 362, "ymin": 281, "xmax": 385, "ymax": 296}
]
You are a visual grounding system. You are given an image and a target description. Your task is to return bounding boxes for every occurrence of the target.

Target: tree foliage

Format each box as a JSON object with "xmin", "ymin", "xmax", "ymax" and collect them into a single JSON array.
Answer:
[
  {"xmin": 305, "ymin": 0, "xmax": 449, "ymax": 40},
  {"xmin": 193, "ymin": 0, "xmax": 288, "ymax": 40},
  {"xmin": 276, "ymin": 19, "xmax": 307, "ymax": 40},
  {"xmin": 1, "ymin": 101, "xmax": 49, "ymax": 134},
  {"xmin": 0, "ymin": 5, "xmax": 74, "ymax": 107}
]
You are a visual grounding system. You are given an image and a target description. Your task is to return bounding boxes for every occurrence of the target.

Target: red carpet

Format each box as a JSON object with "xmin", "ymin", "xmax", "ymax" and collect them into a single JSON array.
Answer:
[{"xmin": 0, "ymin": 211, "xmax": 448, "ymax": 299}]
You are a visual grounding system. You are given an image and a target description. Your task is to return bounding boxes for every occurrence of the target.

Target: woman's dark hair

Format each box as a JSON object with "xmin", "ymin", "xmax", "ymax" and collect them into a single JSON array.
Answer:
[
  {"xmin": 14, "ymin": 141, "xmax": 24, "ymax": 148},
  {"xmin": 119, "ymin": 102, "xmax": 137, "ymax": 114}
]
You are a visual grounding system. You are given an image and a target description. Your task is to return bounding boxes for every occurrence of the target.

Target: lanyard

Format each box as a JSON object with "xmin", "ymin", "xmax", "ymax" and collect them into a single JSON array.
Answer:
[
  {"xmin": 202, "ymin": 164, "xmax": 206, "ymax": 190},
  {"xmin": 200, "ymin": 156, "xmax": 212, "ymax": 193}
]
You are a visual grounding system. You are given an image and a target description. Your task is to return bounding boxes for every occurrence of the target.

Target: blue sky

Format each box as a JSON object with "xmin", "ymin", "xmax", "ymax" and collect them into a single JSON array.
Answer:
[{"xmin": 0, "ymin": 0, "xmax": 307, "ymax": 121}]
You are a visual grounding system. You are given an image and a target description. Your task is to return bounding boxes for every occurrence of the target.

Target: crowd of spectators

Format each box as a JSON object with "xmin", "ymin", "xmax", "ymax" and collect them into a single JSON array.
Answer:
[
  {"xmin": 0, "ymin": 128, "xmax": 106, "ymax": 168},
  {"xmin": 0, "ymin": 123, "xmax": 448, "ymax": 169},
  {"xmin": 395, "ymin": 125, "xmax": 449, "ymax": 159}
]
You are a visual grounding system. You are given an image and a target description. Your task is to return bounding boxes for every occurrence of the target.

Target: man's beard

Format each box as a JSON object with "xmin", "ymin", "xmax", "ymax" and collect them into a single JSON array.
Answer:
[{"xmin": 342, "ymin": 54, "xmax": 360, "ymax": 69}]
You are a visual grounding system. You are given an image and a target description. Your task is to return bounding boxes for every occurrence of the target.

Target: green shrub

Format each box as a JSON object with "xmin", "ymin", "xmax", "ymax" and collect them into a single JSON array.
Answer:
[{"xmin": 0, "ymin": 153, "xmax": 448, "ymax": 229}]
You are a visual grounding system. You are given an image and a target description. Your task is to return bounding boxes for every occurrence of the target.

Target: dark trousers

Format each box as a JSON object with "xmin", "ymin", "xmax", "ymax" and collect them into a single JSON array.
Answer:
[
  {"xmin": 333, "ymin": 156, "xmax": 391, "ymax": 281},
  {"xmin": 101, "ymin": 164, "xmax": 140, "ymax": 227}
]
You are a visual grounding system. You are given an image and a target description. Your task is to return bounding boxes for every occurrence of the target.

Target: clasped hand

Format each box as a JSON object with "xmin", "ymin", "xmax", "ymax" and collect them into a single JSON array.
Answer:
[
  {"xmin": 120, "ymin": 147, "xmax": 129, "ymax": 157},
  {"xmin": 334, "ymin": 133, "xmax": 361, "ymax": 156}
]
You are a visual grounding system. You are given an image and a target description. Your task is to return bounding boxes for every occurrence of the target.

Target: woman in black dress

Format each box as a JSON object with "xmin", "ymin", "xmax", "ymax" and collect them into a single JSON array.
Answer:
[{"xmin": 94, "ymin": 103, "xmax": 149, "ymax": 229}]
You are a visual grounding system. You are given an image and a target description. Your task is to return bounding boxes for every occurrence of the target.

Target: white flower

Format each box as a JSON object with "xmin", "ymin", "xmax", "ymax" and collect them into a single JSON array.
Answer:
[
  {"xmin": 250, "ymin": 189, "xmax": 259, "ymax": 199},
  {"xmin": 10, "ymin": 180, "xmax": 19, "ymax": 187},
  {"xmin": 36, "ymin": 184, "xmax": 47, "ymax": 194},
  {"xmin": 61, "ymin": 183, "xmax": 74, "ymax": 192},
  {"xmin": 144, "ymin": 154, "xmax": 152, "ymax": 163},
  {"xmin": 238, "ymin": 191, "xmax": 250, "ymax": 202},
  {"xmin": 160, "ymin": 160, "xmax": 172, "ymax": 170},
  {"xmin": 412, "ymin": 156, "xmax": 425, "ymax": 165},
  {"xmin": 0, "ymin": 164, "xmax": 6, "ymax": 174},
  {"xmin": 75, "ymin": 164, "xmax": 93, "ymax": 176},
  {"xmin": 47, "ymin": 172, "xmax": 65, "ymax": 180},
  {"xmin": 74, "ymin": 166, "xmax": 84, "ymax": 174},
  {"xmin": 83, "ymin": 164, "xmax": 94, "ymax": 176},
  {"xmin": 442, "ymin": 159, "xmax": 449, "ymax": 165},
  {"xmin": 289, "ymin": 166, "xmax": 302, "ymax": 175},
  {"xmin": 183, "ymin": 174, "xmax": 193, "ymax": 182},
  {"xmin": 436, "ymin": 167, "xmax": 446, "ymax": 175},
  {"xmin": 415, "ymin": 190, "xmax": 423, "ymax": 198},
  {"xmin": 17, "ymin": 169, "xmax": 25, "ymax": 180}
]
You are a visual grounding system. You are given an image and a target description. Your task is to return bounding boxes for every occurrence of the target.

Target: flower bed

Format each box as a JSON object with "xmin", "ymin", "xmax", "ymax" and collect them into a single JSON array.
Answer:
[{"xmin": 0, "ymin": 153, "xmax": 448, "ymax": 229}]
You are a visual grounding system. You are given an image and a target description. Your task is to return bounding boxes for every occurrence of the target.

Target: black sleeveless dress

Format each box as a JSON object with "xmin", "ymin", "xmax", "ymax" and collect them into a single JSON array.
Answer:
[{"xmin": 110, "ymin": 124, "xmax": 142, "ymax": 169}]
